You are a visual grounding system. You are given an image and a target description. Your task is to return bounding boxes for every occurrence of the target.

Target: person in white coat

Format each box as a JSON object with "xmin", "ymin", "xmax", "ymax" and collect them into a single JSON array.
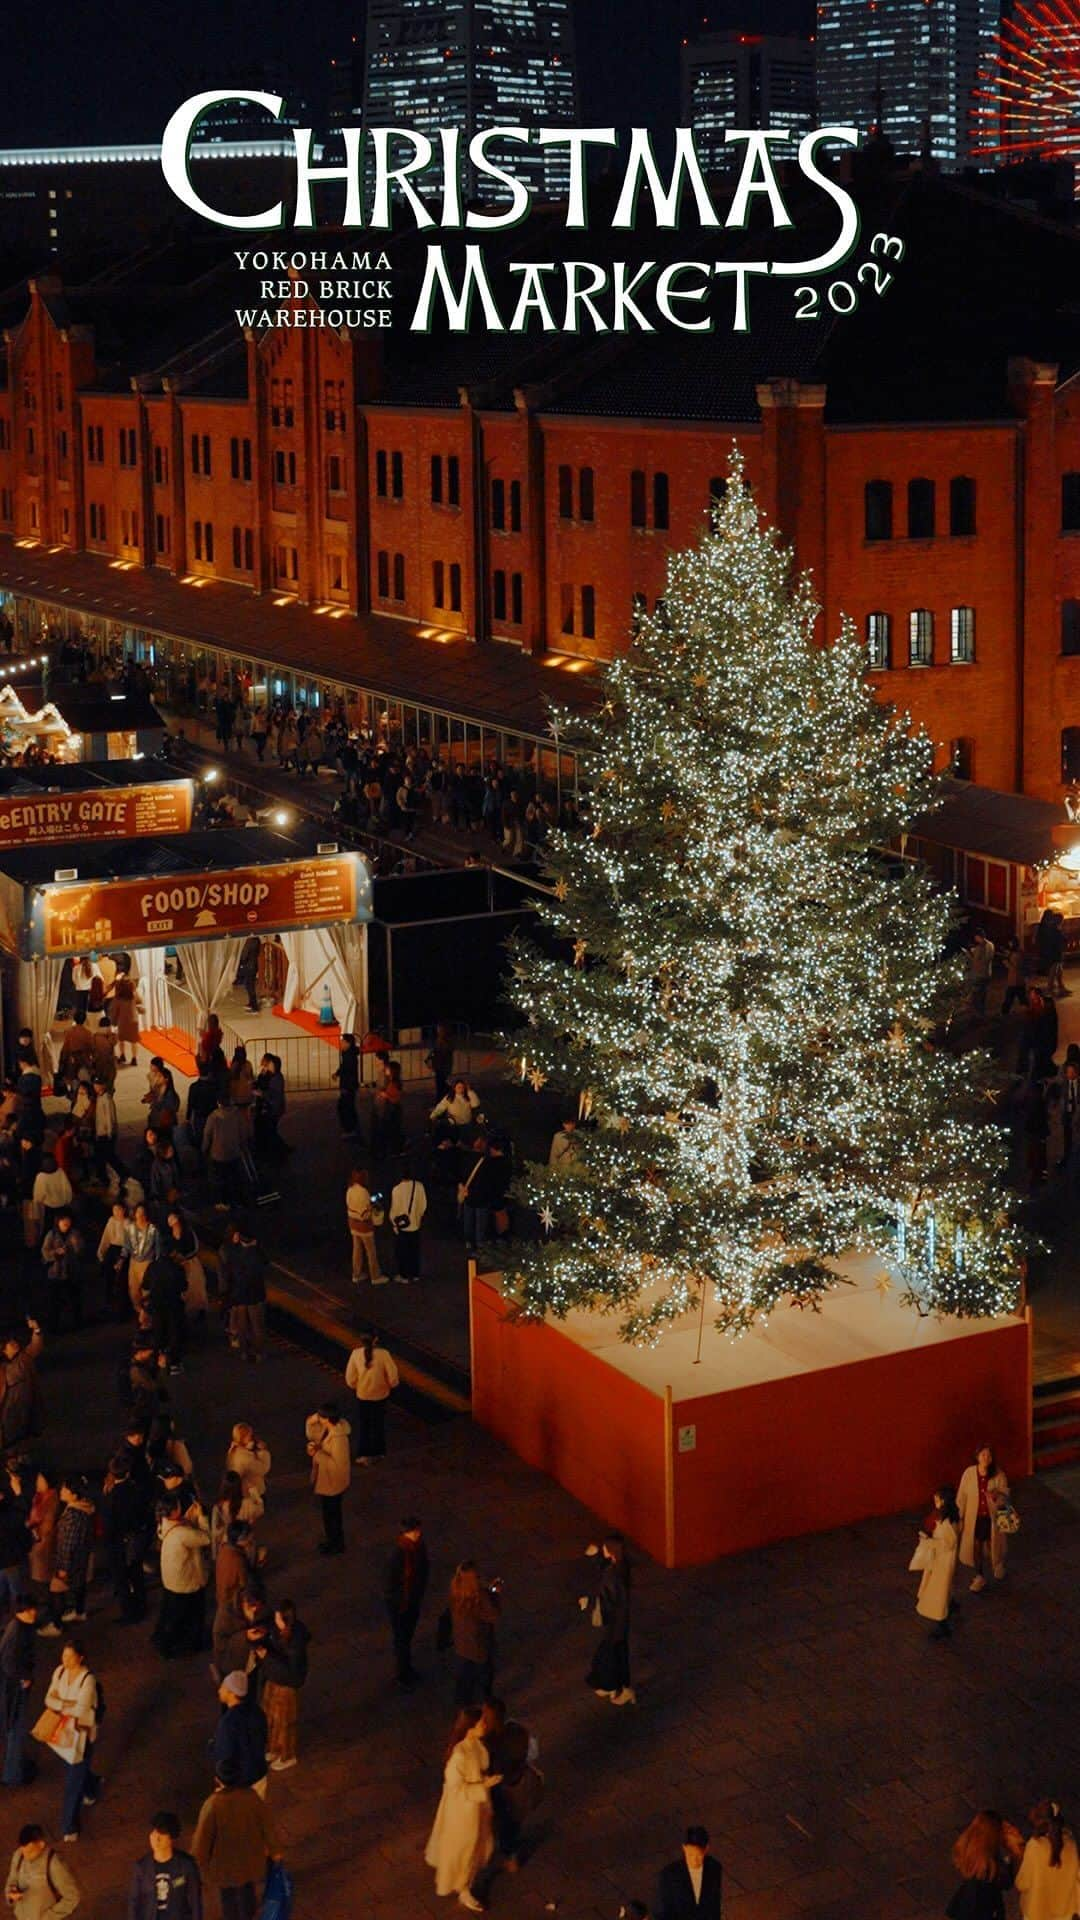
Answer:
[
  {"xmin": 344, "ymin": 1332, "xmax": 399, "ymax": 1465},
  {"xmin": 1014, "ymin": 1800, "xmax": 1080, "ymax": 1920},
  {"xmin": 430, "ymin": 1079, "xmax": 482, "ymax": 1147},
  {"xmin": 305, "ymin": 1403, "xmax": 351, "ymax": 1557},
  {"xmin": 956, "ymin": 1444, "xmax": 1011, "ymax": 1592},
  {"xmin": 913, "ymin": 1486, "xmax": 959, "ymax": 1641},
  {"xmin": 425, "ymin": 1707, "xmax": 501, "ymax": 1912},
  {"xmin": 42, "ymin": 1639, "xmax": 101, "ymax": 1842},
  {"xmin": 225, "ymin": 1424, "xmax": 271, "ymax": 1506}
]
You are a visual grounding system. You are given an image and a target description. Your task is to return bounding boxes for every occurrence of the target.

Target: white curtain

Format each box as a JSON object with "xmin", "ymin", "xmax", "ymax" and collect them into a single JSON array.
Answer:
[
  {"xmin": 129, "ymin": 946, "xmax": 171, "ymax": 1028},
  {"xmin": 278, "ymin": 931, "xmax": 305, "ymax": 1014},
  {"xmin": 17, "ymin": 956, "xmax": 65, "ymax": 1074},
  {"xmin": 176, "ymin": 935, "xmax": 244, "ymax": 1026},
  {"xmin": 290, "ymin": 924, "xmax": 367, "ymax": 1036},
  {"xmin": 325, "ymin": 922, "xmax": 368, "ymax": 1038}
]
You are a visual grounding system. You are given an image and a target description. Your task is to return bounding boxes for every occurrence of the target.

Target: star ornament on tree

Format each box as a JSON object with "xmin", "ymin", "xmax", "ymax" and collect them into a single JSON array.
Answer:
[
  {"xmin": 874, "ymin": 1272, "xmax": 893, "ymax": 1299},
  {"xmin": 528, "ymin": 1066, "xmax": 548, "ymax": 1092},
  {"xmin": 573, "ymin": 938, "xmax": 588, "ymax": 967},
  {"xmin": 539, "ymin": 1204, "xmax": 555, "ymax": 1233},
  {"xmin": 553, "ymin": 876, "xmax": 570, "ymax": 902}
]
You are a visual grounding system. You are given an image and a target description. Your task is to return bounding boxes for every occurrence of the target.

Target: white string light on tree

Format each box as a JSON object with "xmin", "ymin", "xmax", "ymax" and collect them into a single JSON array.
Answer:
[{"xmin": 498, "ymin": 453, "xmax": 1028, "ymax": 1343}]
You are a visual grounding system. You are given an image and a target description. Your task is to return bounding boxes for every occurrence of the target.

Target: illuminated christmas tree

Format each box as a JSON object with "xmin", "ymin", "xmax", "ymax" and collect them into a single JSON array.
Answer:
[{"xmin": 504, "ymin": 458, "xmax": 1026, "ymax": 1341}]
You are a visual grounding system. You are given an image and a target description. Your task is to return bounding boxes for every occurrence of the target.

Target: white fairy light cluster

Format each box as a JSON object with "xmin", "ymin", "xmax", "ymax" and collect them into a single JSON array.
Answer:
[{"xmin": 503, "ymin": 454, "xmax": 1027, "ymax": 1343}]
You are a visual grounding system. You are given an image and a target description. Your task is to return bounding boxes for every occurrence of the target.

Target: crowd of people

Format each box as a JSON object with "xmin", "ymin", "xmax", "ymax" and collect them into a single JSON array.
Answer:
[
  {"xmin": 0, "ymin": 1245, "xmax": 654, "ymax": 1917},
  {"xmin": 961, "ymin": 913, "xmax": 1080, "ymax": 1197},
  {"xmin": 200, "ymin": 680, "xmax": 577, "ymax": 864}
]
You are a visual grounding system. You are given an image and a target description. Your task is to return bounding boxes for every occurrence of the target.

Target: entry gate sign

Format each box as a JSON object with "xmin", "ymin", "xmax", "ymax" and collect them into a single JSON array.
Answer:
[
  {"xmin": 0, "ymin": 780, "xmax": 194, "ymax": 848},
  {"xmin": 30, "ymin": 850, "xmax": 369, "ymax": 956}
]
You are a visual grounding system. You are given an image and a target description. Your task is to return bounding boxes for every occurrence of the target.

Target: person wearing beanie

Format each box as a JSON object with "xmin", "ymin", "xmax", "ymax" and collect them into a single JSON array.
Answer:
[{"xmin": 211, "ymin": 1673, "xmax": 268, "ymax": 1798}]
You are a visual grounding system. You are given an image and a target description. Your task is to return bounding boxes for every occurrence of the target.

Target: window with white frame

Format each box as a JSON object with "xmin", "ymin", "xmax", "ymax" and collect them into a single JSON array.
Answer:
[
  {"xmin": 866, "ymin": 611, "xmax": 890, "ymax": 670},
  {"xmin": 909, "ymin": 609, "xmax": 933, "ymax": 666},
  {"xmin": 950, "ymin": 606, "xmax": 975, "ymax": 664}
]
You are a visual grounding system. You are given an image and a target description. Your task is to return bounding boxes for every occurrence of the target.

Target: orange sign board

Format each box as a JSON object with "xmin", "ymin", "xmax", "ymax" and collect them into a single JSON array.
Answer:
[
  {"xmin": 40, "ymin": 855, "xmax": 360, "ymax": 955},
  {"xmin": 0, "ymin": 781, "xmax": 193, "ymax": 849}
]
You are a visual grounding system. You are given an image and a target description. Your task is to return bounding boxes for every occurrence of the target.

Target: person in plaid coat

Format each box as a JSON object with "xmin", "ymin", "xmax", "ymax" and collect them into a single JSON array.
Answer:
[{"xmin": 38, "ymin": 1477, "xmax": 95, "ymax": 1636}]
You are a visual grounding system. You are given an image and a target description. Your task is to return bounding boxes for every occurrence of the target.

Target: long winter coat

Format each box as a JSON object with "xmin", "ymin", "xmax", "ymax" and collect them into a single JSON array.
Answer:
[
  {"xmin": 0, "ymin": 1346, "xmax": 41, "ymax": 1452},
  {"xmin": 425, "ymin": 1737, "xmax": 494, "ymax": 1897},
  {"xmin": 956, "ymin": 1465, "xmax": 1010, "ymax": 1574},
  {"xmin": 915, "ymin": 1517, "xmax": 958, "ymax": 1622},
  {"xmin": 305, "ymin": 1415, "xmax": 351, "ymax": 1495}
]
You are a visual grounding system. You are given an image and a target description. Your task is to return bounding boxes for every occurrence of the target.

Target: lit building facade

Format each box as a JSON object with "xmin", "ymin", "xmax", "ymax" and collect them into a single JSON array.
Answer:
[
  {"xmin": 816, "ymin": 0, "xmax": 1000, "ymax": 168},
  {"xmin": 681, "ymin": 31, "xmax": 815, "ymax": 174},
  {"xmin": 0, "ymin": 173, "xmax": 1078, "ymax": 817},
  {"xmin": 360, "ymin": 0, "xmax": 578, "ymax": 203}
]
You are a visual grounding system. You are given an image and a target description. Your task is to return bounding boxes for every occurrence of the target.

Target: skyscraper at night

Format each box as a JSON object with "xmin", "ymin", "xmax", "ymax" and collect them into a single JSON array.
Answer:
[
  {"xmin": 816, "ymin": 0, "xmax": 1000, "ymax": 169},
  {"xmin": 358, "ymin": 0, "xmax": 578, "ymax": 205},
  {"xmin": 681, "ymin": 31, "xmax": 816, "ymax": 174}
]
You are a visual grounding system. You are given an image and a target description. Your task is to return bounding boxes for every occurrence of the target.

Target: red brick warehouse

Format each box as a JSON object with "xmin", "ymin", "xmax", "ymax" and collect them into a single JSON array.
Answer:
[{"xmin": 0, "ymin": 167, "xmax": 1078, "ymax": 801}]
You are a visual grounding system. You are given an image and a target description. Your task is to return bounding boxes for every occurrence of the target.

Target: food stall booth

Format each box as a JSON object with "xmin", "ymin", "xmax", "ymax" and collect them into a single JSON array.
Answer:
[
  {"xmin": 0, "ymin": 824, "xmax": 372, "ymax": 1073},
  {"xmin": 902, "ymin": 778, "xmax": 1080, "ymax": 951},
  {"xmin": 0, "ymin": 681, "xmax": 166, "ymax": 764}
]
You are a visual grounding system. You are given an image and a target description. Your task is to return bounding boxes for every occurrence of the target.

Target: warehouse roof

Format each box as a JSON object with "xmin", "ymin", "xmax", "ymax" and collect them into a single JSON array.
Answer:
[
  {"xmin": 909, "ymin": 778, "xmax": 1069, "ymax": 868},
  {"xmin": 0, "ymin": 537, "xmax": 600, "ymax": 737}
]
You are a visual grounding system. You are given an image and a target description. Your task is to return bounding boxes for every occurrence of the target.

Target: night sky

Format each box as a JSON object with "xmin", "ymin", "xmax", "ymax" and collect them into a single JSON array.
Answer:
[{"xmin": 12, "ymin": 0, "xmax": 814, "ymax": 147}]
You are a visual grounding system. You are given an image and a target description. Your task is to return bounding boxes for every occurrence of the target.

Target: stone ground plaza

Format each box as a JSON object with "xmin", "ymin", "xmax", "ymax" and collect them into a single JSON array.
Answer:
[{"xmin": 8, "ymin": 1285, "xmax": 1080, "ymax": 1919}]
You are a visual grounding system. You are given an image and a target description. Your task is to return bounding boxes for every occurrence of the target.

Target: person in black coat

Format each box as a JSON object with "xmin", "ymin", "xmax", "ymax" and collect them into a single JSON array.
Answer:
[
  {"xmin": 581, "ymin": 1533, "xmax": 634, "ymax": 1706},
  {"xmin": 385, "ymin": 1517, "xmax": 429, "ymax": 1688},
  {"xmin": 144, "ymin": 1251, "xmax": 187, "ymax": 1374},
  {"xmin": 236, "ymin": 936, "xmax": 261, "ymax": 1013},
  {"xmin": 0, "ymin": 1593, "xmax": 37, "ymax": 1785},
  {"xmin": 186, "ymin": 1066, "xmax": 218, "ymax": 1157},
  {"xmin": 333, "ymin": 1035, "xmax": 360, "ymax": 1137},
  {"xmin": 101, "ymin": 1450, "xmax": 150, "ymax": 1623},
  {"xmin": 654, "ymin": 1828, "xmax": 723, "ymax": 1920}
]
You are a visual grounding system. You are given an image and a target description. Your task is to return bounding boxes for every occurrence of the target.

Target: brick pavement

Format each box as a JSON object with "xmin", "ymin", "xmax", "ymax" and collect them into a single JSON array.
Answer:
[{"xmin": 5, "ymin": 1316, "xmax": 1080, "ymax": 1920}]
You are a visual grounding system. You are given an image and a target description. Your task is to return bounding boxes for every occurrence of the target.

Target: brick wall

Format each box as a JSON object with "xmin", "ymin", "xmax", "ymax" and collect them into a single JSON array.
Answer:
[{"xmin": 5, "ymin": 275, "xmax": 1080, "ymax": 803}]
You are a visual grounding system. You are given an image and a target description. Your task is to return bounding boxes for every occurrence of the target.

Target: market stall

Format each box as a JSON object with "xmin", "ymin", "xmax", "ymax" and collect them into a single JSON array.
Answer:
[
  {"xmin": 0, "ymin": 823, "xmax": 372, "ymax": 1067},
  {"xmin": 902, "ymin": 777, "xmax": 1078, "ymax": 949},
  {"xmin": 0, "ymin": 681, "xmax": 166, "ymax": 763}
]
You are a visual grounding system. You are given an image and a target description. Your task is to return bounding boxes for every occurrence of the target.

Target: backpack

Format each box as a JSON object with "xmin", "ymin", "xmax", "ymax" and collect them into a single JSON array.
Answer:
[{"xmin": 15, "ymin": 1849, "xmax": 60, "ymax": 1900}]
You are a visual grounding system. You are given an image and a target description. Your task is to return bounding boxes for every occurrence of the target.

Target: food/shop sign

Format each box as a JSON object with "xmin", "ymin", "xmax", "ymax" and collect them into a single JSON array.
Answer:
[
  {"xmin": 0, "ymin": 780, "xmax": 194, "ymax": 849},
  {"xmin": 34, "ymin": 852, "xmax": 368, "ymax": 955}
]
